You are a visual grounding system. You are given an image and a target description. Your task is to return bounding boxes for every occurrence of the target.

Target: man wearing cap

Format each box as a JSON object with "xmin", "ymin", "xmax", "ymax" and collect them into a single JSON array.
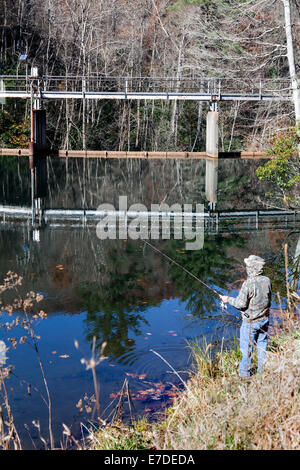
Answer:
[{"xmin": 220, "ymin": 255, "xmax": 272, "ymax": 377}]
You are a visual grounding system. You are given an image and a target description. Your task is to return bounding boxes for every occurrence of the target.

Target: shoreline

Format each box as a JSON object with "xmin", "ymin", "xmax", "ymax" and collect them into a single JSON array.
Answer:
[{"xmin": 88, "ymin": 311, "xmax": 300, "ymax": 450}]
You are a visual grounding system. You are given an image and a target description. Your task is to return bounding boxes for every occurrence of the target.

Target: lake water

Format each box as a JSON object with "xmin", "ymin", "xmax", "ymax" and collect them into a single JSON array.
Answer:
[{"xmin": 0, "ymin": 155, "xmax": 299, "ymax": 449}]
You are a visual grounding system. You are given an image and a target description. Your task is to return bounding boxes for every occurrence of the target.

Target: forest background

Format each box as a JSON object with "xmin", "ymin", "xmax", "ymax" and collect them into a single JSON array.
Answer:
[{"xmin": 0, "ymin": 0, "xmax": 299, "ymax": 153}]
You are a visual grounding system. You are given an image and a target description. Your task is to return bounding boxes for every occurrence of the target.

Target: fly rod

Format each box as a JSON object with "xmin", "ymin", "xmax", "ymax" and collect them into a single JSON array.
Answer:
[
  {"xmin": 142, "ymin": 239, "xmax": 248, "ymax": 317},
  {"xmin": 142, "ymin": 239, "xmax": 221, "ymax": 297}
]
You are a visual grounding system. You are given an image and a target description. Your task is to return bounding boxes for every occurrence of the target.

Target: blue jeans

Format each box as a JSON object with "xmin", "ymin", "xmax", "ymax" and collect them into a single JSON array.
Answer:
[{"xmin": 239, "ymin": 317, "xmax": 269, "ymax": 377}]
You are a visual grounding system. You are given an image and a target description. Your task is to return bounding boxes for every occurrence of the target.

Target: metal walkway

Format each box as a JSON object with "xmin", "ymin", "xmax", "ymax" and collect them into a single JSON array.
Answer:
[{"xmin": 0, "ymin": 75, "xmax": 292, "ymax": 102}]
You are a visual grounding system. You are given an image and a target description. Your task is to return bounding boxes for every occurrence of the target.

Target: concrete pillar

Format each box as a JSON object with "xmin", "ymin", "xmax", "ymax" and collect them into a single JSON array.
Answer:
[{"xmin": 206, "ymin": 111, "xmax": 219, "ymax": 158}]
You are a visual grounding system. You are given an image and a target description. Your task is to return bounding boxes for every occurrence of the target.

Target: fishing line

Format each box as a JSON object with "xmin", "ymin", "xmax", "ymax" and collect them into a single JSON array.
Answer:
[
  {"xmin": 142, "ymin": 239, "xmax": 220, "ymax": 296},
  {"xmin": 141, "ymin": 239, "xmax": 247, "ymax": 317}
]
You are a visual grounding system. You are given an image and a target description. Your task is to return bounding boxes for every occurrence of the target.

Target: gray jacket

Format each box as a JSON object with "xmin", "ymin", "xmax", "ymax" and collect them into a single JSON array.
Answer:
[{"xmin": 228, "ymin": 275, "xmax": 272, "ymax": 322}]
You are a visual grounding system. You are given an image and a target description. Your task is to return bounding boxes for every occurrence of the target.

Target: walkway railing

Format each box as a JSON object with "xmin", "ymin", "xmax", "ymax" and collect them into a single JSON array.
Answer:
[{"xmin": 0, "ymin": 75, "xmax": 292, "ymax": 102}]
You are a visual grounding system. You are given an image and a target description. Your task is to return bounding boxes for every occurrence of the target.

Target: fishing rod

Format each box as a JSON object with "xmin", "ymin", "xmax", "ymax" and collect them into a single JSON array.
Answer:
[
  {"xmin": 142, "ymin": 239, "xmax": 221, "ymax": 297},
  {"xmin": 142, "ymin": 239, "xmax": 248, "ymax": 317}
]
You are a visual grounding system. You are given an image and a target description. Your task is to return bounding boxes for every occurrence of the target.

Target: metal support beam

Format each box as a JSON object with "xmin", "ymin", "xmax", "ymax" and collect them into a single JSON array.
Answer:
[{"xmin": 0, "ymin": 90, "xmax": 291, "ymax": 102}]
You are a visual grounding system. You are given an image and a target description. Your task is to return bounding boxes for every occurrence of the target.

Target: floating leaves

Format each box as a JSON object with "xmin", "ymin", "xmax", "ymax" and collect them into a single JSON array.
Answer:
[{"xmin": 110, "ymin": 380, "xmax": 180, "ymax": 405}]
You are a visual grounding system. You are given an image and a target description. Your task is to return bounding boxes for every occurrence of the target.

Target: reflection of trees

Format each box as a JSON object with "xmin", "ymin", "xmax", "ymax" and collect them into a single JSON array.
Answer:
[
  {"xmin": 78, "ymin": 282, "xmax": 149, "ymax": 365},
  {"xmin": 75, "ymin": 240, "xmax": 174, "ymax": 364},
  {"xmin": 163, "ymin": 235, "xmax": 245, "ymax": 316},
  {"xmin": 77, "ymin": 235, "xmax": 246, "ymax": 363},
  {"xmin": 1, "ymin": 155, "xmax": 272, "ymax": 212},
  {"xmin": 0, "ymin": 156, "xmax": 30, "ymax": 205}
]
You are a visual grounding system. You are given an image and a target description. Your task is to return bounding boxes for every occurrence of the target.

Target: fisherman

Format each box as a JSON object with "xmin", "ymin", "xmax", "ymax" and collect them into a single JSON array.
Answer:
[{"xmin": 220, "ymin": 255, "xmax": 272, "ymax": 377}]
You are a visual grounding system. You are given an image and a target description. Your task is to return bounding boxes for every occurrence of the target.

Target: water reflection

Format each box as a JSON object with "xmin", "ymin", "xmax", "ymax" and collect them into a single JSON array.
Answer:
[
  {"xmin": 0, "ymin": 220, "xmax": 298, "ymax": 449},
  {"xmin": 205, "ymin": 158, "xmax": 218, "ymax": 209},
  {"xmin": 1, "ymin": 223, "xmax": 297, "ymax": 367},
  {"xmin": 74, "ymin": 234, "xmax": 245, "ymax": 363},
  {"xmin": 0, "ymin": 155, "xmax": 274, "ymax": 211}
]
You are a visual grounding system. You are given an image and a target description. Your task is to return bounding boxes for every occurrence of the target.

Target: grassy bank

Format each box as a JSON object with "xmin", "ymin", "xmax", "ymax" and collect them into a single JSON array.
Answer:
[{"xmin": 88, "ymin": 315, "xmax": 300, "ymax": 450}]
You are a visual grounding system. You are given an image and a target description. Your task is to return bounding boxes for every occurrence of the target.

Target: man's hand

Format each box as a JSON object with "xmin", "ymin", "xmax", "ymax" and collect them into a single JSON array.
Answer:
[{"xmin": 220, "ymin": 295, "xmax": 229, "ymax": 303}]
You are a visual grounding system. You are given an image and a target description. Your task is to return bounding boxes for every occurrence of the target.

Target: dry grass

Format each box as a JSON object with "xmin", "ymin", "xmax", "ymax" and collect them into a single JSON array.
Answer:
[
  {"xmin": 151, "ymin": 318, "xmax": 300, "ymax": 450},
  {"xmin": 88, "ymin": 317, "xmax": 300, "ymax": 451}
]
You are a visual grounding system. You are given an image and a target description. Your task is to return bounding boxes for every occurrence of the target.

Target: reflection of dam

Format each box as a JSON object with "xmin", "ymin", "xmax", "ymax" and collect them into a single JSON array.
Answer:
[
  {"xmin": 0, "ymin": 155, "xmax": 287, "ymax": 212},
  {"xmin": 205, "ymin": 158, "xmax": 218, "ymax": 208},
  {"xmin": 0, "ymin": 204, "xmax": 299, "ymax": 235},
  {"xmin": 0, "ymin": 154, "xmax": 299, "ymax": 236}
]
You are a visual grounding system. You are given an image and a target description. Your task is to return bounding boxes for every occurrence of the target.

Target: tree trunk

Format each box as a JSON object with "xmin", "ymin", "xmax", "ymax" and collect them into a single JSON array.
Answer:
[{"xmin": 282, "ymin": 0, "xmax": 300, "ymax": 124}]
